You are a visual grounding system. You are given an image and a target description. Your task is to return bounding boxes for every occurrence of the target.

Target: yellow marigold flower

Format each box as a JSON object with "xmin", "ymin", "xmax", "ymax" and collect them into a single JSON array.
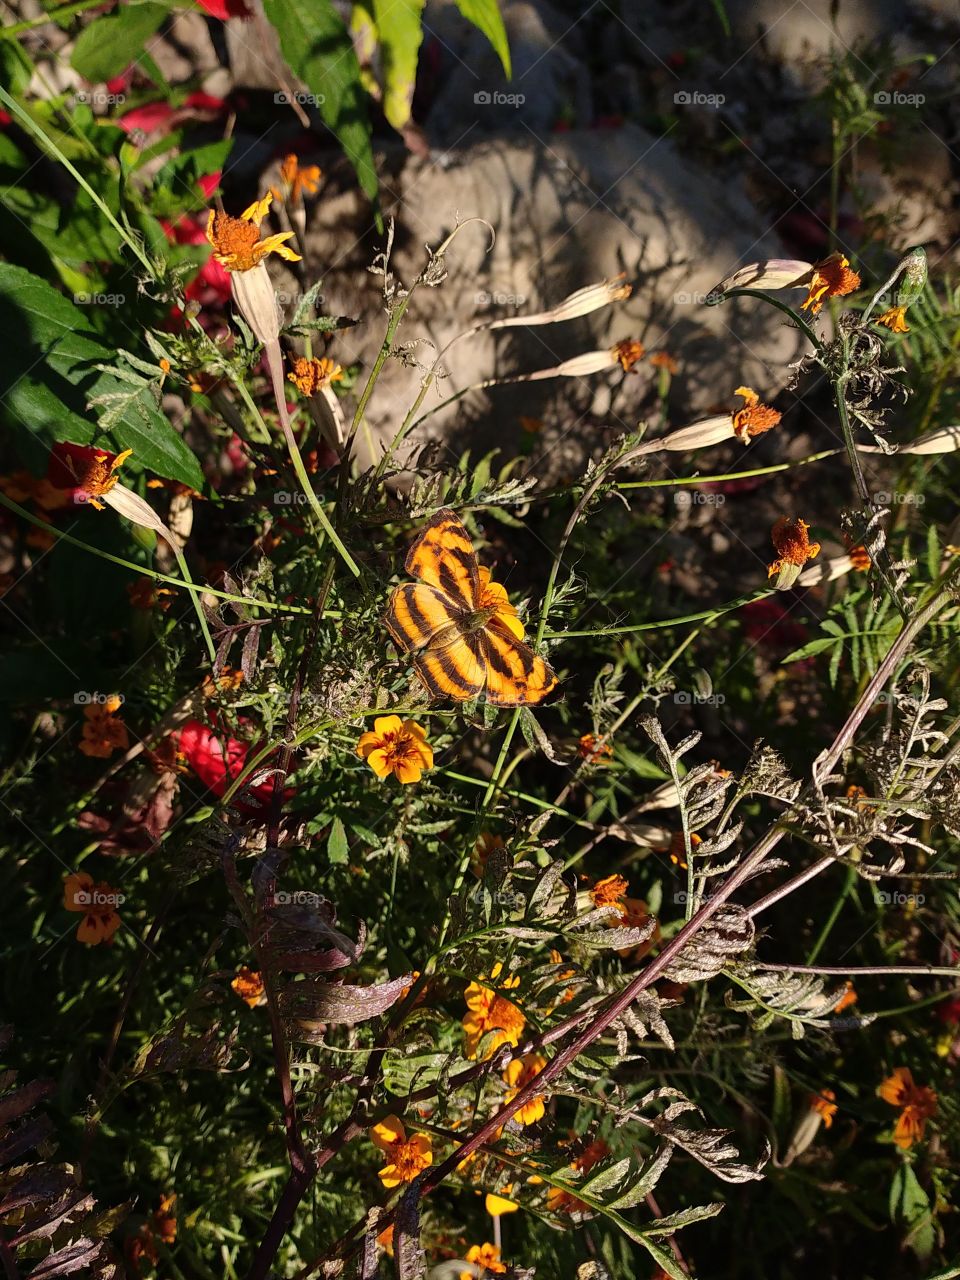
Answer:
[
  {"xmin": 612, "ymin": 338, "xmax": 644, "ymax": 372},
  {"xmin": 460, "ymin": 1242, "xmax": 506, "ymax": 1279},
  {"xmin": 876, "ymin": 305, "xmax": 909, "ymax": 333},
  {"xmin": 205, "ymin": 192, "xmax": 301, "ymax": 272},
  {"xmin": 590, "ymin": 874, "xmax": 628, "ymax": 909},
  {"xmin": 731, "ymin": 386, "xmax": 782, "ymax": 443},
  {"xmin": 63, "ymin": 871, "xmax": 122, "ymax": 945},
  {"xmin": 767, "ymin": 517, "xmax": 821, "ymax": 579},
  {"xmin": 477, "ymin": 566, "xmax": 524, "ymax": 640},
  {"xmin": 287, "ymin": 355, "xmax": 344, "ymax": 395},
  {"xmin": 503, "ymin": 1053, "xmax": 548, "ymax": 1126},
  {"xmin": 833, "ymin": 982, "xmax": 857, "ymax": 1014},
  {"xmin": 356, "ymin": 715, "xmax": 433, "ymax": 784},
  {"xmin": 231, "ymin": 966, "xmax": 266, "ymax": 1008},
  {"xmin": 578, "ymin": 732, "xmax": 612, "ymax": 761},
  {"xmin": 649, "ymin": 350, "xmax": 679, "ymax": 374},
  {"xmin": 463, "ymin": 963, "xmax": 525, "ymax": 1060},
  {"xmin": 799, "ymin": 252, "xmax": 861, "ymax": 315},
  {"xmin": 878, "ymin": 1067, "xmax": 937, "ymax": 1149},
  {"xmin": 79, "ymin": 700, "xmax": 129, "ymax": 758},
  {"xmin": 668, "ymin": 831, "xmax": 702, "ymax": 870},
  {"xmin": 809, "ymin": 1088, "xmax": 838, "ymax": 1128},
  {"xmin": 484, "ymin": 1191, "xmax": 519, "ymax": 1216},
  {"xmin": 370, "ymin": 1114, "xmax": 433, "ymax": 1187},
  {"xmin": 271, "ymin": 153, "xmax": 321, "ymax": 204}
]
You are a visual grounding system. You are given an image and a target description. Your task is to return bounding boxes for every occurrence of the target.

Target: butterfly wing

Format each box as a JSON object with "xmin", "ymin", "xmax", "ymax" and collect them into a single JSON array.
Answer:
[
  {"xmin": 405, "ymin": 508, "xmax": 481, "ymax": 610},
  {"xmin": 385, "ymin": 582, "xmax": 465, "ymax": 654},
  {"xmin": 413, "ymin": 628, "xmax": 486, "ymax": 702},
  {"xmin": 478, "ymin": 617, "xmax": 557, "ymax": 707}
]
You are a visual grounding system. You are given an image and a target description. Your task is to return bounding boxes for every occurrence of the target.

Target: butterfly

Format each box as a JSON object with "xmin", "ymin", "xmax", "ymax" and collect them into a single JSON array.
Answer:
[{"xmin": 384, "ymin": 509, "xmax": 558, "ymax": 706}]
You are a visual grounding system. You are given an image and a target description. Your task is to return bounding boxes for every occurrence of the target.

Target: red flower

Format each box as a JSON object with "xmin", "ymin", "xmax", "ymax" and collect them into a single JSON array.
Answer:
[
  {"xmin": 176, "ymin": 719, "xmax": 291, "ymax": 813},
  {"xmin": 741, "ymin": 598, "xmax": 809, "ymax": 651},
  {"xmin": 196, "ymin": 0, "xmax": 252, "ymax": 18},
  {"xmin": 936, "ymin": 996, "xmax": 960, "ymax": 1025}
]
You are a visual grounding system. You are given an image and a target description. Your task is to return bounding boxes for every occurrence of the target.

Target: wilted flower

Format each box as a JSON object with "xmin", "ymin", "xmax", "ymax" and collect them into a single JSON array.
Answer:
[
  {"xmin": 578, "ymin": 732, "xmax": 612, "ymax": 761},
  {"xmin": 271, "ymin": 153, "xmax": 321, "ymax": 205},
  {"xmin": 79, "ymin": 697, "xmax": 128, "ymax": 758},
  {"xmin": 356, "ymin": 716, "xmax": 433, "ymax": 784},
  {"xmin": 731, "ymin": 386, "xmax": 781, "ymax": 443},
  {"xmin": 768, "ymin": 517, "xmax": 821, "ymax": 587},
  {"xmin": 460, "ymin": 1242, "xmax": 506, "ymax": 1279},
  {"xmin": 712, "ymin": 253, "xmax": 860, "ymax": 315},
  {"xmin": 809, "ymin": 1088, "xmax": 838, "ymax": 1128},
  {"xmin": 205, "ymin": 193, "xmax": 300, "ymax": 272},
  {"xmin": 463, "ymin": 963, "xmax": 525, "ymax": 1059},
  {"xmin": 370, "ymin": 1114, "xmax": 433, "ymax": 1187},
  {"xmin": 63, "ymin": 871, "xmax": 122, "ymax": 945},
  {"xmin": 613, "ymin": 338, "xmax": 645, "ymax": 372},
  {"xmin": 879, "ymin": 1067, "xmax": 937, "ymax": 1149},
  {"xmin": 502, "ymin": 1053, "xmax": 548, "ymax": 1126},
  {"xmin": 48, "ymin": 442, "xmax": 169, "ymax": 537},
  {"xmin": 492, "ymin": 275, "xmax": 631, "ymax": 330},
  {"xmin": 590, "ymin": 874, "xmax": 628, "ymax": 909},
  {"xmin": 288, "ymin": 356, "xmax": 344, "ymax": 395},
  {"xmin": 876, "ymin": 305, "xmax": 909, "ymax": 333},
  {"xmin": 833, "ymin": 982, "xmax": 858, "ymax": 1014},
  {"xmin": 231, "ymin": 966, "xmax": 266, "ymax": 1008},
  {"xmin": 799, "ymin": 253, "xmax": 861, "ymax": 314}
]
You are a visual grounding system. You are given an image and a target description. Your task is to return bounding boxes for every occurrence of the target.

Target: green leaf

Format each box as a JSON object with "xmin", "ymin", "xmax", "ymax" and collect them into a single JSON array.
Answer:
[
  {"xmin": 454, "ymin": 0, "xmax": 511, "ymax": 76},
  {"xmin": 261, "ymin": 0, "xmax": 379, "ymax": 213},
  {"xmin": 327, "ymin": 816, "xmax": 349, "ymax": 864},
  {"xmin": 0, "ymin": 264, "xmax": 203, "ymax": 488},
  {"xmin": 71, "ymin": 3, "xmax": 167, "ymax": 83},
  {"xmin": 781, "ymin": 636, "xmax": 838, "ymax": 664},
  {"xmin": 372, "ymin": 0, "xmax": 425, "ymax": 130}
]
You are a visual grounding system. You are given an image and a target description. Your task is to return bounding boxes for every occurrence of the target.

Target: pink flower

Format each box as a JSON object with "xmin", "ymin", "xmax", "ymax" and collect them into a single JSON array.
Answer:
[{"xmin": 196, "ymin": 0, "xmax": 252, "ymax": 18}]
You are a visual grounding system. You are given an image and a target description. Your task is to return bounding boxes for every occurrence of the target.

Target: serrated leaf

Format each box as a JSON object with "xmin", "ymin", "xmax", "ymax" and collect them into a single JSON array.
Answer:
[
  {"xmin": 454, "ymin": 0, "xmax": 511, "ymax": 76},
  {"xmin": 0, "ymin": 264, "xmax": 203, "ymax": 488},
  {"xmin": 262, "ymin": 0, "xmax": 379, "ymax": 211},
  {"xmin": 781, "ymin": 636, "xmax": 838, "ymax": 664},
  {"xmin": 71, "ymin": 3, "xmax": 167, "ymax": 82},
  {"xmin": 284, "ymin": 974, "xmax": 411, "ymax": 1029}
]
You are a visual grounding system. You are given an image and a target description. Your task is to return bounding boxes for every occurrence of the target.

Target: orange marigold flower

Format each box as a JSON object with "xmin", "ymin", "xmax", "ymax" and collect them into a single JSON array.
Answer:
[
  {"xmin": 767, "ymin": 516, "xmax": 821, "ymax": 578},
  {"xmin": 463, "ymin": 963, "xmax": 525, "ymax": 1059},
  {"xmin": 147, "ymin": 735, "xmax": 188, "ymax": 776},
  {"xmin": 848, "ymin": 543, "xmax": 871, "ymax": 572},
  {"xmin": 370, "ymin": 1114, "xmax": 433, "ymax": 1187},
  {"xmin": 153, "ymin": 1194, "xmax": 177, "ymax": 1245},
  {"xmin": 471, "ymin": 831, "xmax": 505, "ymax": 877},
  {"xmin": 879, "ymin": 1067, "xmax": 937, "ymax": 1148},
  {"xmin": 287, "ymin": 355, "xmax": 344, "ymax": 395},
  {"xmin": 546, "ymin": 1137, "xmax": 610, "ymax": 1212},
  {"xmin": 231, "ymin": 966, "xmax": 266, "ymax": 1008},
  {"xmin": 809, "ymin": 1088, "xmax": 838, "ymax": 1128},
  {"xmin": 649, "ymin": 350, "xmax": 679, "ymax": 374},
  {"xmin": 79, "ymin": 700, "xmax": 129, "ymax": 758},
  {"xmin": 461, "ymin": 1242, "xmax": 506, "ymax": 1279},
  {"xmin": 271, "ymin": 153, "xmax": 321, "ymax": 204},
  {"xmin": 799, "ymin": 252, "xmax": 861, "ymax": 315},
  {"xmin": 376, "ymin": 1223, "xmax": 394, "ymax": 1256},
  {"xmin": 356, "ymin": 715, "xmax": 433, "ymax": 784},
  {"xmin": 48, "ymin": 441, "xmax": 133, "ymax": 511},
  {"xmin": 876, "ymin": 305, "xmax": 909, "ymax": 333},
  {"xmin": 127, "ymin": 578, "xmax": 175, "ymax": 611},
  {"xmin": 612, "ymin": 338, "xmax": 645, "ymax": 372},
  {"xmin": 503, "ymin": 1053, "xmax": 548, "ymax": 1126},
  {"xmin": 205, "ymin": 192, "xmax": 301, "ymax": 272},
  {"xmin": 202, "ymin": 667, "xmax": 244, "ymax": 697},
  {"xmin": 63, "ymin": 871, "xmax": 122, "ymax": 945},
  {"xmin": 833, "ymin": 982, "xmax": 858, "ymax": 1013},
  {"xmin": 590, "ymin": 874, "xmax": 628, "ymax": 909},
  {"xmin": 545, "ymin": 948, "xmax": 577, "ymax": 1011},
  {"xmin": 578, "ymin": 732, "xmax": 612, "ymax": 761},
  {"xmin": 731, "ymin": 385, "xmax": 782, "ymax": 443},
  {"xmin": 669, "ymin": 831, "xmax": 702, "ymax": 870}
]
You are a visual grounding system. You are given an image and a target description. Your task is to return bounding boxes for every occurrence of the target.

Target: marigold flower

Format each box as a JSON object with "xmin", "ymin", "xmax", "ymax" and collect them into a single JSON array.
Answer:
[
  {"xmin": 731, "ymin": 386, "xmax": 781, "ymax": 443},
  {"xmin": 849, "ymin": 544, "xmax": 871, "ymax": 571},
  {"xmin": 48, "ymin": 441, "xmax": 132, "ymax": 511},
  {"xmin": 205, "ymin": 193, "xmax": 301, "ymax": 272},
  {"xmin": 799, "ymin": 252, "xmax": 861, "ymax": 315},
  {"xmin": 833, "ymin": 982, "xmax": 858, "ymax": 1014},
  {"xmin": 461, "ymin": 1242, "xmax": 506, "ymax": 1279},
  {"xmin": 590, "ymin": 874, "xmax": 628, "ymax": 909},
  {"xmin": 613, "ymin": 338, "xmax": 645, "ymax": 372},
  {"xmin": 231, "ymin": 966, "xmax": 266, "ymax": 1008},
  {"xmin": 356, "ymin": 715, "xmax": 433, "ymax": 784},
  {"xmin": 503, "ymin": 1053, "xmax": 548, "ymax": 1126},
  {"xmin": 370, "ymin": 1114, "xmax": 433, "ymax": 1187},
  {"xmin": 63, "ymin": 871, "xmax": 122, "ymax": 945},
  {"xmin": 127, "ymin": 578, "xmax": 174, "ymax": 610},
  {"xmin": 201, "ymin": 667, "xmax": 245, "ymax": 697},
  {"xmin": 471, "ymin": 831, "xmax": 505, "ymax": 877},
  {"xmin": 578, "ymin": 732, "xmax": 612, "ymax": 761},
  {"xmin": 79, "ymin": 700, "xmax": 129, "ymax": 758},
  {"xmin": 767, "ymin": 517, "xmax": 821, "ymax": 583},
  {"xmin": 649, "ymin": 351, "xmax": 679, "ymax": 374},
  {"xmin": 484, "ymin": 1191, "xmax": 519, "ymax": 1216},
  {"xmin": 878, "ymin": 1067, "xmax": 937, "ymax": 1149},
  {"xmin": 287, "ymin": 356, "xmax": 344, "ymax": 395},
  {"xmin": 668, "ymin": 831, "xmax": 701, "ymax": 870},
  {"xmin": 271, "ymin": 153, "xmax": 321, "ymax": 204},
  {"xmin": 809, "ymin": 1088, "xmax": 838, "ymax": 1128},
  {"xmin": 546, "ymin": 1138, "xmax": 610, "ymax": 1212},
  {"xmin": 376, "ymin": 1223, "xmax": 395, "ymax": 1256},
  {"xmin": 154, "ymin": 1194, "xmax": 177, "ymax": 1245},
  {"xmin": 876, "ymin": 305, "xmax": 909, "ymax": 333},
  {"xmin": 463, "ymin": 964, "xmax": 525, "ymax": 1059}
]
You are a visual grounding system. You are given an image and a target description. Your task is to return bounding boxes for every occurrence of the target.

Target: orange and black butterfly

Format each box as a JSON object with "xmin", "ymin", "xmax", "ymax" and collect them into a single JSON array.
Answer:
[{"xmin": 385, "ymin": 509, "xmax": 558, "ymax": 706}]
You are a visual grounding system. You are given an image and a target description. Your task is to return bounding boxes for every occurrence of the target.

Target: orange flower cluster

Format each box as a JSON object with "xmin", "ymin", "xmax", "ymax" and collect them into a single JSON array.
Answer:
[
  {"xmin": 879, "ymin": 1067, "xmax": 937, "ymax": 1149},
  {"xmin": 288, "ymin": 356, "xmax": 344, "ymax": 395},
  {"xmin": 809, "ymin": 1088, "xmax": 838, "ymax": 1128},
  {"xmin": 462, "ymin": 964, "xmax": 525, "ymax": 1059},
  {"xmin": 79, "ymin": 696, "xmax": 128, "ymax": 758},
  {"xmin": 63, "ymin": 871, "xmax": 122, "ymax": 945},
  {"xmin": 731, "ymin": 386, "xmax": 782, "ymax": 443},
  {"xmin": 578, "ymin": 732, "xmax": 612, "ymax": 761},
  {"xmin": 613, "ymin": 339, "xmax": 645, "ymax": 372},
  {"xmin": 800, "ymin": 252, "xmax": 861, "ymax": 315}
]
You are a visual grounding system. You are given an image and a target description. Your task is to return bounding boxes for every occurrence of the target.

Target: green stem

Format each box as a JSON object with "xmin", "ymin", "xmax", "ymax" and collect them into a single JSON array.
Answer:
[
  {"xmin": 618, "ymin": 448, "xmax": 841, "ymax": 489},
  {"xmin": 172, "ymin": 542, "xmax": 216, "ymax": 664},
  {"xmin": 546, "ymin": 588, "xmax": 771, "ymax": 640},
  {"xmin": 805, "ymin": 864, "xmax": 856, "ymax": 964}
]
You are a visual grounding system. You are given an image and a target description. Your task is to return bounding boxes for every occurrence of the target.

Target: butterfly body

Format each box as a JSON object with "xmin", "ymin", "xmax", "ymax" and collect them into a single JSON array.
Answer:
[{"xmin": 384, "ymin": 509, "xmax": 558, "ymax": 707}]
